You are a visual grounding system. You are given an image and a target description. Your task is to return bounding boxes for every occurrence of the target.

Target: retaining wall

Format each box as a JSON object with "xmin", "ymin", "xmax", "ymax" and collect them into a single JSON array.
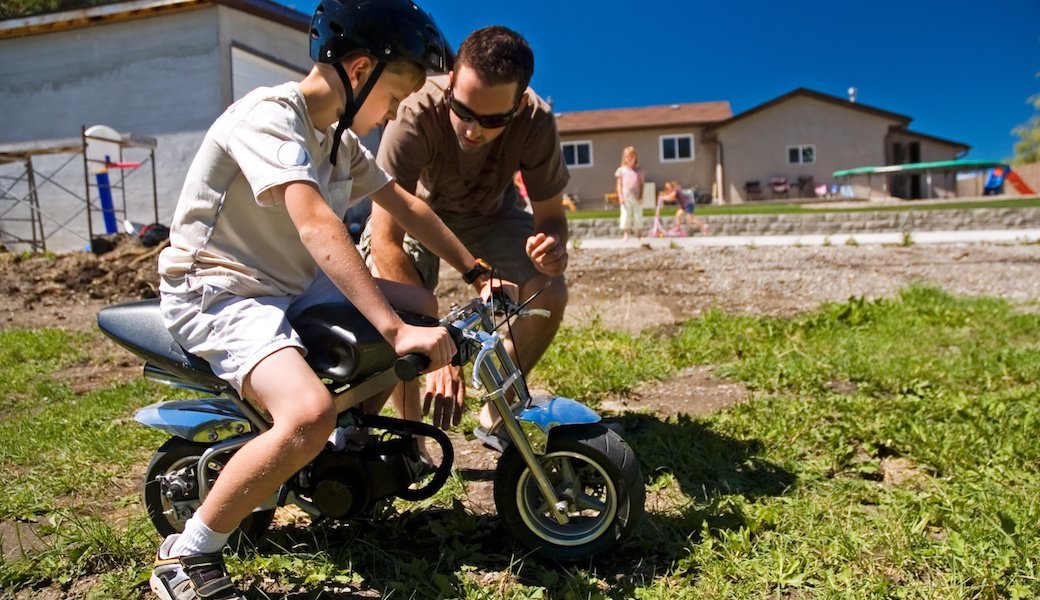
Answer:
[{"xmin": 568, "ymin": 208, "xmax": 1040, "ymax": 239}]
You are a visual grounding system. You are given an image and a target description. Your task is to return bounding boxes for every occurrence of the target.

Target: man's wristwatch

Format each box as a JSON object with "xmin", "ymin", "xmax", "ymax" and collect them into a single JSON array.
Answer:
[{"xmin": 462, "ymin": 258, "xmax": 492, "ymax": 285}]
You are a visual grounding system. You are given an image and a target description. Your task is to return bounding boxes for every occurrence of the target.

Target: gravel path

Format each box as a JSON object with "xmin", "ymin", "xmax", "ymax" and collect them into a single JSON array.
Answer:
[{"xmin": 560, "ymin": 243, "xmax": 1040, "ymax": 333}]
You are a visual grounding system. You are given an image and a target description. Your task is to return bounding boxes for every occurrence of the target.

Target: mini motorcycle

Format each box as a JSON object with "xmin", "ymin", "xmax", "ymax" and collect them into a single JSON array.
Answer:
[{"xmin": 97, "ymin": 293, "xmax": 644, "ymax": 561}]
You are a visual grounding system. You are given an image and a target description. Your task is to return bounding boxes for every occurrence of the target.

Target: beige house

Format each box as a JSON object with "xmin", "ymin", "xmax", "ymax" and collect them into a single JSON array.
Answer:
[
  {"xmin": 705, "ymin": 88, "xmax": 969, "ymax": 203},
  {"xmin": 556, "ymin": 88, "xmax": 968, "ymax": 206},
  {"xmin": 554, "ymin": 102, "xmax": 732, "ymax": 208}
]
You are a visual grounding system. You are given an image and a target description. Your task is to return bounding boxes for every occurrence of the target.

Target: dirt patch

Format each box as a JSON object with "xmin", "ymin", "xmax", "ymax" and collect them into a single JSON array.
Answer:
[
  {"xmin": 0, "ymin": 235, "xmax": 161, "ymax": 331},
  {"xmin": 880, "ymin": 456, "xmax": 929, "ymax": 488},
  {"xmin": 0, "ymin": 519, "xmax": 49, "ymax": 561},
  {"xmin": 598, "ymin": 366, "xmax": 750, "ymax": 417},
  {"xmin": 2, "ymin": 240, "xmax": 1038, "ymax": 334}
]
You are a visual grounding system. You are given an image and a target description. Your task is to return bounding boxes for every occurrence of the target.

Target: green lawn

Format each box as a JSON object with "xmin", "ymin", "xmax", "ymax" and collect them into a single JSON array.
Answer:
[
  {"xmin": 1, "ymin": 286, "xmax": 1038, "ymax": 598},
  {"xmin": 569, "ymin": 196, "xmax": 1040, "ymax": 220}
]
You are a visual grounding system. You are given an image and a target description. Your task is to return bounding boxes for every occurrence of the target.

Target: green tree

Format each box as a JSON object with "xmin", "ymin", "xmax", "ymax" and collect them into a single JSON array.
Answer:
[
  {"xmin": 1011, "ymin": 72, "xmax": 1040, "ymax": 165},
  {"xmin": 0, "ymin": 0, "xmax": 117, "ymax": 20}
]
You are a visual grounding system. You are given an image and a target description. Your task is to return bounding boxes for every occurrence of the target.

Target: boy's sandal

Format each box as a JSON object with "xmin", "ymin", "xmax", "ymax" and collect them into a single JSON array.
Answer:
[{"xmin": 472, "ymin": 424, "xmax": 510, "ymax": 453}]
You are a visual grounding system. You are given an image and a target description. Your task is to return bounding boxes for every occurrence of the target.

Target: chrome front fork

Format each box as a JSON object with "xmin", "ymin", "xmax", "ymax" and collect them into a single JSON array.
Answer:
[{"xmin": 471, "ymin": 332, "xmax": 571, "ymax": 525}]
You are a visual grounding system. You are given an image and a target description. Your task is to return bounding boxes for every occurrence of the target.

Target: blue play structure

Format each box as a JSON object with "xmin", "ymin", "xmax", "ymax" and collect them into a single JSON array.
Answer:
[{"xmin": 983, "ymin": 166, "xmax": 1006, "ymax": 195}]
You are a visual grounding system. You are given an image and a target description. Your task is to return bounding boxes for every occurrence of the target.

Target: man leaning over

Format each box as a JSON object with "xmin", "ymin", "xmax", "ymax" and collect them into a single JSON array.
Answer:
[{"xmin": 361, "ymin": 25, "xmax": 570, "ymax": 439}]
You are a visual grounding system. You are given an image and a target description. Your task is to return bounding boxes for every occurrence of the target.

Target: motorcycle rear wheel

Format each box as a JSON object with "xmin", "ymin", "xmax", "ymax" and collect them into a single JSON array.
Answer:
[
  {"xmin": 493, "ymin": 424, "xmax": 644, "ymax": 561},
  {"xmin": 143, "ymin": 437, "xmax": 275, "ymax": 550}
]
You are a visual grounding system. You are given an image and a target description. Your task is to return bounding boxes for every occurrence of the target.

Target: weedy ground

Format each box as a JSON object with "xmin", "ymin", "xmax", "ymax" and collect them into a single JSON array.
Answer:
[{"xmin": 1, "ymin": 285, "xmax": 1038, "ymax": 598}]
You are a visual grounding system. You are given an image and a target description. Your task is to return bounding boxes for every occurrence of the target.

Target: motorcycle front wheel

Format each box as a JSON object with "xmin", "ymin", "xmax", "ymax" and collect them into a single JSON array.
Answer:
[
  {"xmin": 493, "ymin": 424, "xmax": 644, "ymax": 561},
  {"xmin": 143, "ymin": 437, "xmax": 275, "ymax": 550}
]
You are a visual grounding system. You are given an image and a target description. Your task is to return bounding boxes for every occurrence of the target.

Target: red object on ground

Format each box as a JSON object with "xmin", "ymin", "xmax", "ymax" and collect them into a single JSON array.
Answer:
[{"xmin": 1006, "ymin": 170, "xmax": 1036, "ymax": 195}]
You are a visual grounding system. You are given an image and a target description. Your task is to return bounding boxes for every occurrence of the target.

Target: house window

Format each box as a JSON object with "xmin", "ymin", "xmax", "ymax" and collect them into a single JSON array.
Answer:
[
  {"xmin": 561, "ymin": 140, "xmax": 593, "ymax": 168},
  {"xmin": 660, "ymin": 134, "xmax": 694, "ymax": 162},
  {"xmin": 787, "ymin": 144, "xmax": 815, "ymax": 165}
]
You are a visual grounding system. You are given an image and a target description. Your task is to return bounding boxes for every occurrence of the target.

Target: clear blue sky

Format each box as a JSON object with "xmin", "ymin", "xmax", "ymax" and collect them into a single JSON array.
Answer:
[{"xmin": 284, "ymin": 0, "xmax": 1039, "ymax": 162}]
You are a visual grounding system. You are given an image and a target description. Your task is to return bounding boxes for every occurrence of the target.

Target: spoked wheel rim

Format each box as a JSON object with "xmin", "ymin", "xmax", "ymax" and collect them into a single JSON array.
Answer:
[{"xmin": 515, "ymin": 450, "xmax": 618, "ymax": 546}]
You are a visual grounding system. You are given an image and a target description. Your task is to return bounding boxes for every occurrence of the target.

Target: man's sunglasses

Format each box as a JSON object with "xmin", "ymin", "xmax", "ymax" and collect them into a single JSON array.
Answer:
[{"xmin": 446, "ymin": 85, "xmax": 520, "ymax": 129}]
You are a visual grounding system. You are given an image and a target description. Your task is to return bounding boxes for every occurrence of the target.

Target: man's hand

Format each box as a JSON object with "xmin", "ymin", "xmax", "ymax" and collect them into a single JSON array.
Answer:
[
  {"xmin": 479, "ymin": 277, "xmax": 519, "ymax": 303},
  {"xmin": 423, "ymin": 364, "xmax": 465, "ymax": 429},
  {"xmin": 526, "ymin": 232, "xmax": 568, "ymax": 277}
]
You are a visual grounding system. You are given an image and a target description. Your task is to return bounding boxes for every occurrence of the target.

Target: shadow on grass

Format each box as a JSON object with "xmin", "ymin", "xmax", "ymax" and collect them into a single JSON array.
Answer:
[
  {"xmin": 621, "ymin": 412, "xmax": 795, "ymax": 501},
  {"xmin": 240, "ymin": 413, "xmax": 794, "ymax": 598},
  {"xmin": 248, "ymin": 506, "xmax": 509, "ymax": 598}
]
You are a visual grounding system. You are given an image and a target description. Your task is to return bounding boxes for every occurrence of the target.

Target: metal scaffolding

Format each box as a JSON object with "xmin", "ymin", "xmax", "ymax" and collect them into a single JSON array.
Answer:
[{"xmin": 0, "ymin": 127, "xmax": 158, "ymax": 253}]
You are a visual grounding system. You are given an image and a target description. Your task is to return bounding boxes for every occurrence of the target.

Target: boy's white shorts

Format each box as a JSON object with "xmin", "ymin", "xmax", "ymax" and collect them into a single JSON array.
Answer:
[{"xmin": 160, "ymin": 276, "xmax": 346, "ymax": 394}]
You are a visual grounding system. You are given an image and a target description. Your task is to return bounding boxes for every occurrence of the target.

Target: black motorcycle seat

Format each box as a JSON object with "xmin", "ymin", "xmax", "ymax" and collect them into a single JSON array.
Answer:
[
  {"xmin": 97, "ymin": 299, "xmax": 438, "ymax": 394},
  {"xmin": 291, "ymin": 303, "xmax": 438, "ymax": 389},
  {"xmin": 97, "ymin": 299, "xmax": 226, "ymax": 390}
]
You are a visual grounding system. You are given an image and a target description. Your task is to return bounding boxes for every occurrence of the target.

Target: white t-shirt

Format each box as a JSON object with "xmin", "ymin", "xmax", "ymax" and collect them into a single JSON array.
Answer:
[{"xmin": 159, "ymin": 82, "xmax": 390, "ymax": 298}]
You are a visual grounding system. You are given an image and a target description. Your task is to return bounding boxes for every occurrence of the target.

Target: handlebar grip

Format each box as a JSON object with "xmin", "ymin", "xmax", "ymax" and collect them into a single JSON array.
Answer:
[{"xmin": 394, "ymin": 353, "xmax": 430, "ymax": 382}]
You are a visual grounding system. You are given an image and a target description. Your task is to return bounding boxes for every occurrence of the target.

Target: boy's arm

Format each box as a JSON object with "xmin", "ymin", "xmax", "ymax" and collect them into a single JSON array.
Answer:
[
  {"xmin": 368, "ymin": 182, "xmax": 483, "ymax": 285},
  {"xmin": 279, "ymin": 181, "xmax": 454, "ymax": 367}
]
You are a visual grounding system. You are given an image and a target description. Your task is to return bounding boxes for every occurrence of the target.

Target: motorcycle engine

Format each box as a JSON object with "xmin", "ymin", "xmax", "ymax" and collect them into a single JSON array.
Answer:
[{"xmin": 305, "ymin": 436, "xmax": 424, "ymax": 520}]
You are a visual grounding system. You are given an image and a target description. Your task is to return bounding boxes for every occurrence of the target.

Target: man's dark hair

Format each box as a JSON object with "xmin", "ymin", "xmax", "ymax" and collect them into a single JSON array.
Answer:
[{"xmin": 455, "ymin": 26, "xmax": 534, "ymax": 100}]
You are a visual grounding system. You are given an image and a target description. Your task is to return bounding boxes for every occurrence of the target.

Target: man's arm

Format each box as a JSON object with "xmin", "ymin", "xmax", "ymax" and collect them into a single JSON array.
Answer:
[
  {"xmin": 366, "ymin": 199, "xmax": 424, "ymax": 286},
  {"xmin": 526, "ymin": 193, "xmax": 569, "ymax": 277}
]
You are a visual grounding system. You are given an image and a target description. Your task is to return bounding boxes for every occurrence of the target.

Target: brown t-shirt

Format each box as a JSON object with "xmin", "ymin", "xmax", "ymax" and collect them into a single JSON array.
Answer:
[{"xmin": 376, "ymin": 74, "xmax": 569, "ymax": 218}]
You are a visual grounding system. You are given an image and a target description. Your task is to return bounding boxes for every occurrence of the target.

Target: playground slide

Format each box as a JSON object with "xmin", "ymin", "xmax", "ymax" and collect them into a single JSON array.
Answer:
[{"xmin": 1007, "ymin": 170, "xmax": 1036, "ymax": 195}]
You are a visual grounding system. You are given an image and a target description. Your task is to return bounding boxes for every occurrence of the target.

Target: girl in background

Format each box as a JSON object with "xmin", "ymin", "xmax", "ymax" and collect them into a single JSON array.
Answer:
[{"xmin": 614, "ymin": 146, "xmax": 644, "ymax": 241}]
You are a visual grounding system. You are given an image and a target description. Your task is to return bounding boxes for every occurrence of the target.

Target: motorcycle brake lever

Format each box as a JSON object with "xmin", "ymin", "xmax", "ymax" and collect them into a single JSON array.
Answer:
[{"xmin": 491, "ymin": 279, "xmax": 553, "ymax": 328}]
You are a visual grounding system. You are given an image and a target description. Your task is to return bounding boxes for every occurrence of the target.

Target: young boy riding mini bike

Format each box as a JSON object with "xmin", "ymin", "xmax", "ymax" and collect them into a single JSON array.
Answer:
[{"xmin": 145, "ymin": 1, "xmax": 502, "ymax": 598}]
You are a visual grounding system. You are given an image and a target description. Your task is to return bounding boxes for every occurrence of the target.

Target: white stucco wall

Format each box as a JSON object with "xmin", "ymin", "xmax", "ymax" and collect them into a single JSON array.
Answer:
[
  {"xmin": 0, "ymin": 9, "xmax": 223, "ymax": 142},
  {"xmin": 0, "ymin": 6, "xmax": 310, "ymax": 252}
]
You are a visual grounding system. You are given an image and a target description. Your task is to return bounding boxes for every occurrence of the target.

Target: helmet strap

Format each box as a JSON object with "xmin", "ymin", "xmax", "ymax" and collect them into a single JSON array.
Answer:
[{"xmin": 329, "ymin": 60, "xmax": 387, "ymax": 166}]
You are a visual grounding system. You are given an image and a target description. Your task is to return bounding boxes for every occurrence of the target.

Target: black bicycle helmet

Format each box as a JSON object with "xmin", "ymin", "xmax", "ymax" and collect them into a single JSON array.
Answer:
[
  {"xmin": 310, "ymin": 0, "xmax": 452, "ymax": 72},
  {"xmin": 310, "ymin": 0, "xmax": 452, "ymax": 164}
]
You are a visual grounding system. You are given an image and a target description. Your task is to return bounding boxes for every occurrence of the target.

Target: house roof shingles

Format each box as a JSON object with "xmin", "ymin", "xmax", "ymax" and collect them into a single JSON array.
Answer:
[
  {"xmin": 0, "ymin": 0, "xmax": 308, "ymax": 39},
  {"xmin": 704, "ymin": 87, "xmax": 913, "ymax": 132},
  {"xmin": 555, "ymin": 101, "xmax": 732, "ymax": 135}
]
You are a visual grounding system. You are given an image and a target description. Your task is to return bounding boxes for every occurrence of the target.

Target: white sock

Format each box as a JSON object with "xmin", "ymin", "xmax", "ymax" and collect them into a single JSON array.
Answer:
[{"xmin": 170, "ymin": 516, "xmax": 231, "ymax": 556}]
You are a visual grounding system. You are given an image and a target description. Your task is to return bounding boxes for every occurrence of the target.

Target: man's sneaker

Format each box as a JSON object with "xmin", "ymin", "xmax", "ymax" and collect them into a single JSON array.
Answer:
[{"xmin": 150, "ymin": 534, "xmax": 245, "ymax": 600}]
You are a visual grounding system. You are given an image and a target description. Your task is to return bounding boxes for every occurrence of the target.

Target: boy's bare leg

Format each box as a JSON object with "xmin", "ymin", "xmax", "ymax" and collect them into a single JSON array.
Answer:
[{"xmin": 196, "ymin": 348, "xmax": 337, "ymax": 533}]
